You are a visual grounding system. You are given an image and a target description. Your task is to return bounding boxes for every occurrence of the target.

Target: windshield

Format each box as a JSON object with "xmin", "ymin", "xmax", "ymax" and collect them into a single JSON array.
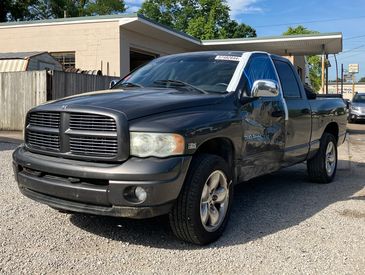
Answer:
[
  {"xmin": 113, "ymin": 54, "xmax": 241, "ymax": 93},
  {"xmin": 353, "ymin": 94, "xmax": 365, "ymax": 103}
]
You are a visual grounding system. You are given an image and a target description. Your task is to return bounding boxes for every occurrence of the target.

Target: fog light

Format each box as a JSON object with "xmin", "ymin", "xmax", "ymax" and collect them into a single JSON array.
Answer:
[
  {"xmin": 134, "ymin": 186, "xmax": 147, "ymax": 202},
  {"xmin": 123, "ymin": 186, "xmax": 147, "ymax": 203}
]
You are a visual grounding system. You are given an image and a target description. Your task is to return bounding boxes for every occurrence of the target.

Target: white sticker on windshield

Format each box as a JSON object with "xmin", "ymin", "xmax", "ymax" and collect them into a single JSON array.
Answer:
[{"xmin": 215, "ymin": 55, "xmax": 241, "ymax": 62}]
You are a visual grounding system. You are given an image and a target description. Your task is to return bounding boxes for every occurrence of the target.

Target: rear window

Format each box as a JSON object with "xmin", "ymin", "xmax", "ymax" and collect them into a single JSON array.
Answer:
[
  {"xmin": 274, "ymin": 60, "xmax": 301, "ymax": 98},
  {"xmin": 353, "ymin": 94, "xmax": 365, "ymax": 103}
]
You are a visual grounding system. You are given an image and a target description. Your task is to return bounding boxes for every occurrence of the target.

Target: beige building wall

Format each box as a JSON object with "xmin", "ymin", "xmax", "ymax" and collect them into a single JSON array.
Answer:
[
  {"xmin": 0, "ymin": 21, "xmax": 121, "ymax": 76},
  {"xmin": 328, "ymin": 83, "xmax": 365, "ymax": 100},
  {"xmin": 119, "ymin": 28, "xmax": 190, "ymax": 77}
]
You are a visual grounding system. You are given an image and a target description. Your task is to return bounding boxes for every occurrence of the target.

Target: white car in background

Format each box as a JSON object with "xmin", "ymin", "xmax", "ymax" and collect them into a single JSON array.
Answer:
[{"xmin": 348, "ymin": 92, "xmax": 365, "ymax": 123}]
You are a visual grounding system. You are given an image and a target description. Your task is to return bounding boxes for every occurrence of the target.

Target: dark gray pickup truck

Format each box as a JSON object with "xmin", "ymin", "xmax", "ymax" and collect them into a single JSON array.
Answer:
[{"xmin": 13, "ymin": 51, "xmax": 347, "ymax": 245}]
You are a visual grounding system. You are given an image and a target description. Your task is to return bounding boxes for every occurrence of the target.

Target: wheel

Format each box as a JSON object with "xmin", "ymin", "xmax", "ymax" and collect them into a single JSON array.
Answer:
[
  {"xmin": 169, "ymin": 154, "xmax": 233, "ymax": 245},
  {"xmin": 307, "ymin": 133, "xmax": 338, "ymax": 183}
]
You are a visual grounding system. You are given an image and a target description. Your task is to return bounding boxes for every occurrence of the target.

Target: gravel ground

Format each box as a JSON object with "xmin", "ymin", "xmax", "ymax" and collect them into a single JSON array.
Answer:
[{"xmin": 0, "ymin": 127, "xmax": 364, "ymax": 274}]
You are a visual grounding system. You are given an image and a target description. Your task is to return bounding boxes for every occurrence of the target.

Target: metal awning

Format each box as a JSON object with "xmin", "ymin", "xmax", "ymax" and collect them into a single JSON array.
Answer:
[{"xmin": 202, "ymin": 33, "xmax": 343, "ymax": 55}]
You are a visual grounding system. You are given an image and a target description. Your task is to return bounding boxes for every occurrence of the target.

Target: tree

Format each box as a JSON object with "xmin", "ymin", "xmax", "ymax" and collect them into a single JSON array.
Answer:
[
  {"xmin": 139, "ymin": 0, "xmax": 256, "ymax": 40},
  {"xmin": 0, "ymin": 0, "xmax": 126, "ymax": 21},
  {"xmin": 283, "ymin": 25, "xmax": 322, "ymax": 92},
  {"xmin": 359, "ymin": 77, "xmax": 365, "ymax": 83},
  {"xmin": 0, "ymin": 0, "xmax": 38, "ymax": 22}
]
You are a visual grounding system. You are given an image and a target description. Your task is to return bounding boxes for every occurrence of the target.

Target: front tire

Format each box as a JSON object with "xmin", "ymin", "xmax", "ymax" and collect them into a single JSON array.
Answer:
[
  {"xmin": 169, "ymin": 154, "xmax": 233, "ymax": 245},
  {"xmin": 307, "ymin": 133, "xmax": 338, "ymax": 183}
]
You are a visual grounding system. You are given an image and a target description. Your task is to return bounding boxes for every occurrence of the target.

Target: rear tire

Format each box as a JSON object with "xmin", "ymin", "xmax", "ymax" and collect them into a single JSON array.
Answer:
[
  {"xmin": 169, "ymin": 154, "xmax": 233, "ymax": 245},
  {"xmin": 307, "ymin": 133, "xmax": 338, "ymax": 183}
]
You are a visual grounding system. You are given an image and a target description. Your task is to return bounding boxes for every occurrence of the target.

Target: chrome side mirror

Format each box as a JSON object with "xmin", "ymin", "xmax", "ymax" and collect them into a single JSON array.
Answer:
[
  {"xmin": 109, "ymin": 80, "xmax": 118, "ymax": 89},
  {"xmin": 251, "ymin": 80, "xmax": 279, "ymax": 98}
]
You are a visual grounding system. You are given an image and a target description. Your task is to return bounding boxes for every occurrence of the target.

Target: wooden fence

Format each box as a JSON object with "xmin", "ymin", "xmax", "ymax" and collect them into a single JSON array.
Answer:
[
  {"xmin": 51, "ymin": 71, "xmax": 117, "ymax": 99},
  {"xmin": 0, "ymin": 71, "xmax": 47, "ymax": 130},
  {"xmin": 0, "ymin": 70, "xmax": 119, "ymax": 130}
]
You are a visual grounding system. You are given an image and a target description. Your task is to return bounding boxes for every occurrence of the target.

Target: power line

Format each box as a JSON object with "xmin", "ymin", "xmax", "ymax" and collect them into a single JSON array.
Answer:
[
  {"xmin": 340, "ymin": 45, "xmax": 365, "ymax": 54},
  {"xmin": 344, "ymin": 34, "xmax": 365, "ymax": 40},
  {"xmin": 254, "ymin": 15, "xmax": 365, "ymax": 28},
  {"xmin": 337, "ymin": 52, "xmax": 364, "ymax": 60}
]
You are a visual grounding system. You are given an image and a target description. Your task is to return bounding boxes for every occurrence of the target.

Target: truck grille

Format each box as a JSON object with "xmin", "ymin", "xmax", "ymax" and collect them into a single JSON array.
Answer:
[
  {"xmin": 28, "ymin": 112, "xmax": 60, "ymax": 128},
  {"xmin": 70, "ymin": 113, "xmax": 117, "ymax": 131},
  {"xmin": 26, "ymin": 131, "xmax": 60, "ymax": 151},
  {"xmin": 70, "ymin": 136, "xmax": 118, "ymax": 157},
  {"xmin": 25, "ymin": 110, "xmax": 124, "ymax": 161}
]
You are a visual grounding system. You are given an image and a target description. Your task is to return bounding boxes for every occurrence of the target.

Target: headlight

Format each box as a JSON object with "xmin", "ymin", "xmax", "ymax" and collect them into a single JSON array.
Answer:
[
  {"xmin": 351, "ymin": 106, "xmax": 360, "ymax": 111},
  {"xmin": 130, "ymin": 132, "xmax": 185, "ymax": 157}
]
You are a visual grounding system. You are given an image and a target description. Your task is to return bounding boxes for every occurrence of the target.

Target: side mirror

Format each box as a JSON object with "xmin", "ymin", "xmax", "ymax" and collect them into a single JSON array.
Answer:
[
  {"xmin": 109, "ymin": 80, "xmax": 118, "ymax": 89},
  {"xmin": 251, "ymin": 80, "xmax": 279, "ymax": 98}
]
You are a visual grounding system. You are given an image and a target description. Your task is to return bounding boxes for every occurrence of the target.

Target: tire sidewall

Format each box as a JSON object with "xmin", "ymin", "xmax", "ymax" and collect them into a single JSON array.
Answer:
[
  {"xmin": 321, "ymin": 134, "xmax": 338, "ymax": 182},
  {"xmin": 189, "ymin": 155, "xmax": 233, "ymax": 244}
]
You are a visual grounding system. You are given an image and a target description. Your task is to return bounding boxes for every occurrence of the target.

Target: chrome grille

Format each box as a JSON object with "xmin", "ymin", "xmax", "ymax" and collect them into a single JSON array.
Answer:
[
  {"xmin": 25, "ymin": 110, "xmax": 123, "ymax": 161},
  {"xmin": 70, "ymin": 136, "xmax": 118, "ymax": 157},
  {"xmin": 26, "ymin": 131, "xmax": 60, "ymax": 151},
  {"xmin": 70, "ymin": 113, "xmax": 117, "ymax": 131},
  {"xmin": 28, "ymin": 112, "xmax": 60, "ymax": 128}
]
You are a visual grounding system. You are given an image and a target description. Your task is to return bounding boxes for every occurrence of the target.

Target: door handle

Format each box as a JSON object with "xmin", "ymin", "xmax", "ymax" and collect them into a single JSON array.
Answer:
[{"xmin": 271, "ymin": 110, "xmax": 284, "ymax": 117}]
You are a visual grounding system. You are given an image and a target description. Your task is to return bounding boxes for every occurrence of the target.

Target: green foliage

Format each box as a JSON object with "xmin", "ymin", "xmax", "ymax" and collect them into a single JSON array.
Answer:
[
  {"xmin": 284, "ymin": 25, "xmax": 319, "ymax": 36},
  {"xmin": 0, "ymin": 0, "xmax": 38, "ymax": 21},
  {"xmin": 0, "ymin": 0, "xmax": 126, "ymax": 21},
  {"xmin": 139, "ymin": 0, "xmax": 256, "ymax": 39},
  {"xmin": 359, "ymin": 77, "xmax": 365, "ymax": 83},
  {"xmin": 283, "ymin": 25, "xmax": 321, "ymax": 92}
]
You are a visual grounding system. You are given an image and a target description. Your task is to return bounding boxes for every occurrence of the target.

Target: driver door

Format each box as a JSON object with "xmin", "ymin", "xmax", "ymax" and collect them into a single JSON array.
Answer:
[{"xmin": 238, "ymin": 54, "xmax": 286, "ymax": 181}]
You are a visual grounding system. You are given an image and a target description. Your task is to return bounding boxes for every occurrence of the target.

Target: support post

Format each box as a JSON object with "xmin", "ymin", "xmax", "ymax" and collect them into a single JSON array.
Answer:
[
  {"xmin": 325, "ymin": 54, "xmax": 329, "ymax": 94},
  {"xmin": 321, "ymin": 45, "xmax": 325, "ymax": 94},
  {"xmin": 341, "ymin": 64, "xmax": 344, "ymax": 95}
]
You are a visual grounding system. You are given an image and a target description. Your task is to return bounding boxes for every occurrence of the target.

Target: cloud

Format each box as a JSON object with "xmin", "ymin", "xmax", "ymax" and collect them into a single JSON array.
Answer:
[
  {"xmin": 227, "ymin": 0, "xmax": 264, "ymax": 18},
  {"xmin": 125, "ymin": 0, "xmax": 144, "ymax": 13},
  {"xmin": 126, "ymin": 5, "xmax": 140, "ymax": 13}
]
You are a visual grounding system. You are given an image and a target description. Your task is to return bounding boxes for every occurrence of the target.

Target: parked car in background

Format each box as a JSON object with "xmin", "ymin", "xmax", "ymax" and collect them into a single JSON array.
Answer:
[
  {"xmin": 13, "ymin": 51, "xmax": 347, "ymax": 245},
  {"xmin": 348, "ymin": 92, "xmax": 365, "ymax": 123}
]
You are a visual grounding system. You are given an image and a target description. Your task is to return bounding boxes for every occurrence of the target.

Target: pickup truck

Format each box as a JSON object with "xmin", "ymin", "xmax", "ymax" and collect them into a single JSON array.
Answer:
[{"xmin": 13, "ymin": 51, "xmax": 347, "ymax": 245}]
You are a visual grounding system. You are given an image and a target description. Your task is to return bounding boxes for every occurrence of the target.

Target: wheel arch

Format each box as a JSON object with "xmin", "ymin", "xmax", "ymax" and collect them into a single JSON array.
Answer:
[
  {"xmin": 194, "ymin": 137, "xmax": 235, "ymax": 175},
  {"xmin": 323, "ymin": 122, "xmax": 339, "ymax": 143}
]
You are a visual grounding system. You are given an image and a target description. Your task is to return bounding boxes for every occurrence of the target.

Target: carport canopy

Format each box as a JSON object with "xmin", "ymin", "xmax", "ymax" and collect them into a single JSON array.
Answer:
[
  {"xmin": 202, "ymin": 33, "xmax": 343, "ymax": 56},
  {"xmin": 120, "ymin": 15, "xmax": 343, "ymax": 56}
]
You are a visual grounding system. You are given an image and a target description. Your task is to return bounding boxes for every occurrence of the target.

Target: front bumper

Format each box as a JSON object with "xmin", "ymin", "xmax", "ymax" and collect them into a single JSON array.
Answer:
[
  {"xmin": 13, "ymin": 146, "xmax": 192, "ymax": 218},
  {"xmin": 349, "ymin": 110, "xmax": 365, "ymax": 120}
]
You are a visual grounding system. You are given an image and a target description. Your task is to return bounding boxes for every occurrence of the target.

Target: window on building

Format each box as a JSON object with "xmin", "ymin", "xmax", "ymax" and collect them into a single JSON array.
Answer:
[{"xmin": 51, "ymin": 52, "xmax": 75, "ymax": 69}]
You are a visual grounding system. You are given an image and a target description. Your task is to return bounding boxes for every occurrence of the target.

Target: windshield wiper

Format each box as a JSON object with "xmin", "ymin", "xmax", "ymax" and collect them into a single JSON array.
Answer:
[
  {"xmin": 119, "ymin": 82, "xmax": 144, "ymax": 88},
  {"xmin": 153, "ymin": 79, "xmax": 207, "ymax": 94}
]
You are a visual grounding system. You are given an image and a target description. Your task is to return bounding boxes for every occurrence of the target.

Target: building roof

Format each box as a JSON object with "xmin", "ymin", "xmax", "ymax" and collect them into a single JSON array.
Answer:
[
  {"xmin": 202, "ymin": 32, "xmax": 343, "ymax": 55},
  {"xmin": 0, "ymin": 13, "xmax": 343, "ymax": 55},
  {"xmin": 0, "ymin": 51, "xmax": 46, "ymax": 60}
]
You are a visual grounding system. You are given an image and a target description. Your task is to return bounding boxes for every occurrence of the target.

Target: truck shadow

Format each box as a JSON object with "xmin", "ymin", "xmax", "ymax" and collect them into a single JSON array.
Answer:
[{"xmin": 70, "ymin": 159, "xmax": 365, "ymax": 249}]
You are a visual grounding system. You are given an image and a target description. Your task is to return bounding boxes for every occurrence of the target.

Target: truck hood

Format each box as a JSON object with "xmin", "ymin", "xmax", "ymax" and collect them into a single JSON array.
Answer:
[
  {"xmin": 351, "ymin": 102, "xmax": 365, "ymax": 108},
  {"xmin": 46, "ymin": 88, "xmax": 225, "ymax": 120}
]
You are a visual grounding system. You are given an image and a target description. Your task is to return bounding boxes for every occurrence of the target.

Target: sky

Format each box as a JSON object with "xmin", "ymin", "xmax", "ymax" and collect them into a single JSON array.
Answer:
[{"xmin": 125, "ymin": 0, "xmax": 365, "ymax": 81}]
